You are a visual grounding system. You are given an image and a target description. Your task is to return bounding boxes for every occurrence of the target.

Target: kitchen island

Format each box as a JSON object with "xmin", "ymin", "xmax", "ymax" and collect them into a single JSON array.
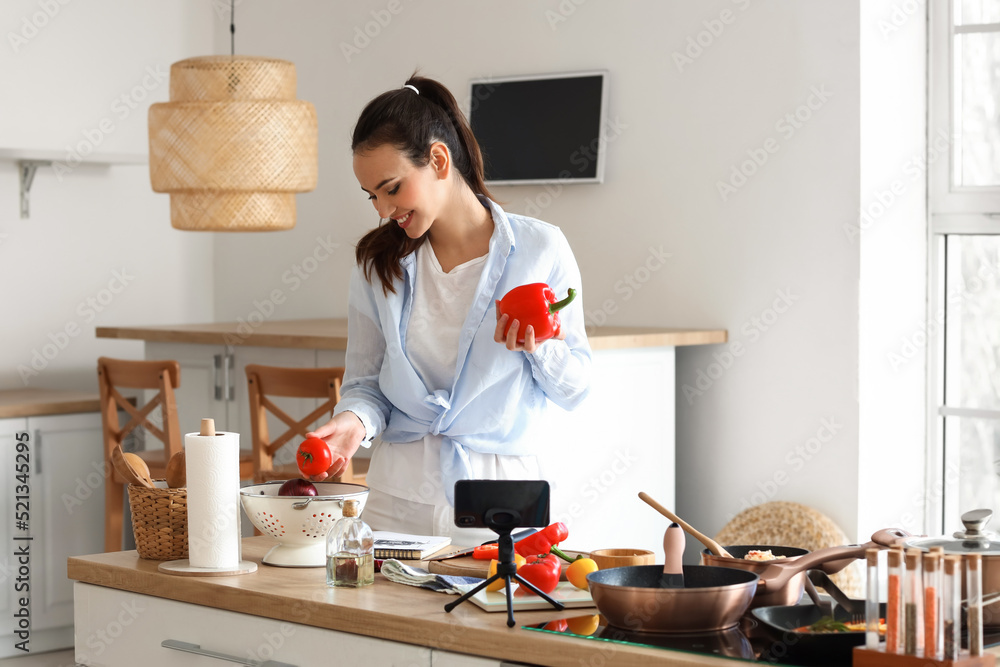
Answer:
[
  {"xmin": 97, "ymin": 319, "xmax": 727, "ymax": 554},
  {"xmin": 69, "ymin": 536, "xmax": 739, "ymax": 666}
]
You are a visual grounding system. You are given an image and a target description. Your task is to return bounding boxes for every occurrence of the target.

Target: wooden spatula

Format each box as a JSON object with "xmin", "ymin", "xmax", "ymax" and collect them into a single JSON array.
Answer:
[{"xmin": 638, "ymin": 491, "xmax": 735, "ymax": 559}]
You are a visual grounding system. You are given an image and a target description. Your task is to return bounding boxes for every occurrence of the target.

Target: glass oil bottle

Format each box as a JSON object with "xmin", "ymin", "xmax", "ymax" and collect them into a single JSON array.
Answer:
[{"xmin": 326, "ymin": 498, "xmax": 374, "ymax": 588}]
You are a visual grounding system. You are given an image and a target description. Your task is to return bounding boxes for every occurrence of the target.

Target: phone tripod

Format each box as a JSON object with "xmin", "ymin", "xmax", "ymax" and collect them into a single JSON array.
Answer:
[{"xmin": 444, "ymin": 521, "xmax": 564, "ymax": 627}]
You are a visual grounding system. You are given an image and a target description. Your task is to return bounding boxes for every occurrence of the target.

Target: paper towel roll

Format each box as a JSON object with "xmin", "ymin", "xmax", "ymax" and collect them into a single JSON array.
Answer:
[{"xmin": 184, "ymin": 430, "xmax": 242, "ymax": 569}]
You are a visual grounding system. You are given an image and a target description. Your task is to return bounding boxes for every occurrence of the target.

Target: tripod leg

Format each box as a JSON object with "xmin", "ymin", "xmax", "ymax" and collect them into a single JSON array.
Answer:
[
  {"xmin": 503, "ymin": 574, "xmax": 516, "ymax": 627},
  {"xmin": 444, "ymin": 572, "xmax": 502, "ymax": 613},
  {"xmin": 513, "ymin": 573, "xmax": 565, "ymax": 611}
]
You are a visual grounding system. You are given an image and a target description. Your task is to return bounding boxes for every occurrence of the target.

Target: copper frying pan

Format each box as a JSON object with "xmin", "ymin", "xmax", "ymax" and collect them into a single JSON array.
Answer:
[{"xmin": 587, "ymin": 528, "xmax": 910, "ymax": 633}]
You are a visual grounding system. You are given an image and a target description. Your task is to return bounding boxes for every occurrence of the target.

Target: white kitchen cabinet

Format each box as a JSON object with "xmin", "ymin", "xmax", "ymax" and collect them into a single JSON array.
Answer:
[
  {"xmin": 74, "ymin": 582, "xmax": 432, "ymax": 667},
  {"xmin": 431, "ymin": 650, "xmax": 511, "ymax": 666},
  {"xmin": 0, "ymin": 410, "xmax": 104, "ymax": 659},
  {"xmin": 535, "ymin": 347, "xmax": 676, "ymax": 556}
]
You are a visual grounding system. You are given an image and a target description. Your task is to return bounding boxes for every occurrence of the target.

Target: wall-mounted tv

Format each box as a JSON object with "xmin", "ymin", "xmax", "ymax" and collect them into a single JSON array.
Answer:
[{"xmin": 468, "ymin": 71, "xmax": 608, "ymax": 186}]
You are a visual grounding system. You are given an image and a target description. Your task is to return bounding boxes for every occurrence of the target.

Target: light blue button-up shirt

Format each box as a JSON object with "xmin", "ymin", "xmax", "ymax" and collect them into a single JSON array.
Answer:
[{"xmin": 333, "ymin": 197, "xmax": 592, "ymax": 504}]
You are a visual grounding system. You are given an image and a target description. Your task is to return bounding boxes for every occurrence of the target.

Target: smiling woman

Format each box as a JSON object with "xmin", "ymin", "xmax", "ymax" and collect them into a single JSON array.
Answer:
[{"xmin": 304, "ymin": 75, "xmax": 592, "ymax": 540}]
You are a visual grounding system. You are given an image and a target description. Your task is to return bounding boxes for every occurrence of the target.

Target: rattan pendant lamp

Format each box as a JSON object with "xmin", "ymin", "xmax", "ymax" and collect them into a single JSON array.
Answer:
[{"xmin": 148, "ymin": 3, "xmax": 317, "ymax": 231}]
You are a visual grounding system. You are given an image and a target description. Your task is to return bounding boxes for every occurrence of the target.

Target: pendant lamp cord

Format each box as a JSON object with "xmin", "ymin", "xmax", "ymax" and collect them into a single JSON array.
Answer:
[{"xmin": 230, "ymin": 0, "xmax": 235, "ymax": 56}]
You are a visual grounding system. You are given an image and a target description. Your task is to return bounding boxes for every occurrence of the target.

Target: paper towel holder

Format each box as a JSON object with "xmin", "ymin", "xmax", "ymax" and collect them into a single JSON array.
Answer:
[{"xmin": 159, "ymin": 417, "xmax": 258, "ymax": 577}]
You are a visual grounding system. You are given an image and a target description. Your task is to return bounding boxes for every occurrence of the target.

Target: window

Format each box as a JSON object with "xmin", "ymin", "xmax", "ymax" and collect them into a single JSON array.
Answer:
[{"xmin": 929, "ymin": 0, "xmax": 1000, "ymax": 532}]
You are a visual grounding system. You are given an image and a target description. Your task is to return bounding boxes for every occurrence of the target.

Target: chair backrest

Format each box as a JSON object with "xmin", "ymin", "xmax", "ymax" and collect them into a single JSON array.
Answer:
[
  {"xmin": 244, "ymin": 364, "xmax": 344, "ymax": 463},
  {"xmin": 96, "ymin": 356, "xmax": 182, "ymax": 471}
]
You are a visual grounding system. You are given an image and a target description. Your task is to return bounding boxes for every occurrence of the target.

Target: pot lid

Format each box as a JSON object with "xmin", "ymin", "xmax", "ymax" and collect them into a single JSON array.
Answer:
[{"xmin": 906, "ymin": 509, "xmax": 1000, "ymax": 554}]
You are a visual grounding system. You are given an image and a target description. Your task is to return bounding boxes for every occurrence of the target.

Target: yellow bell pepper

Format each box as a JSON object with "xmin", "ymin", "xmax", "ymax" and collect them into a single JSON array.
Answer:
[{"xmin": 486, "ymin": 553, "xmax": 526, "ymax": 591}]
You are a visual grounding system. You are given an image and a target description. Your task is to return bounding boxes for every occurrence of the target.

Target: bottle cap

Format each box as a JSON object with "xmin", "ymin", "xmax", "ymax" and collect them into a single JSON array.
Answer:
[
  {"xmin": 905, "ymin": 549, "xmax": 919, "ymax": 569},
  {"xmin": 342, "ymin": 498, "xmax": 359, "ymax": 518},
  {"xmin": 866, "ymin": 547, "xmax": 879, "ymax": 567}
]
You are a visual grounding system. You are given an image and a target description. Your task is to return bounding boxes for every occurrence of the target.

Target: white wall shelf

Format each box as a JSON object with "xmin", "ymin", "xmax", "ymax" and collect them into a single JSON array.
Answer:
[{"xmin": 0, "ymin": 148, "xmax": 147, "ymax": 219}]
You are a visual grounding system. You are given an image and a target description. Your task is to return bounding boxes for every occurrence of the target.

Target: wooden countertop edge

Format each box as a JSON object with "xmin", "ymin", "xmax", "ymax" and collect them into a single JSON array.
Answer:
[
  {"xmin": 0, "ymin": 389, "xmax": 108, "ymax": 419},
  {"xmin": 96, "ymin": 322, "xmax": 727, "ymax": 351},
  {"xmin": 0, "ymin": 398, "xmax": 101, "ymax": 419},
  {"xmin": 95, "ymin": 325, "xmax": 350, "ymax": 350},
  {"xmin": 67, "ymin": 549, "xmax": 733, "ymax": 667}
]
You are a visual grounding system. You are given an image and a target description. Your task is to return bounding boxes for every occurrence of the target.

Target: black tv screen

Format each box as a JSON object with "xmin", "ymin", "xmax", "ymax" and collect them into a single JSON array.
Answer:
[{"xmin": 469, "ymin": 71, "xmax": 608, "ymax": 185}]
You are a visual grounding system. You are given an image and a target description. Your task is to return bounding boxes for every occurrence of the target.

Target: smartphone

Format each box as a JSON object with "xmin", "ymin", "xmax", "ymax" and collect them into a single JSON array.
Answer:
[{"xmin": 453, "ymin": 480, "xmax": 550, "ymax": 530}]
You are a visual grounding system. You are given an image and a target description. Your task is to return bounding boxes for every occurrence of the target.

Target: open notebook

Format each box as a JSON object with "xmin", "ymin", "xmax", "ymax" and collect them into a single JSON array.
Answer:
[{"xmin": 373, "ymin": 531, "xmax": 452, "ymax": 560}]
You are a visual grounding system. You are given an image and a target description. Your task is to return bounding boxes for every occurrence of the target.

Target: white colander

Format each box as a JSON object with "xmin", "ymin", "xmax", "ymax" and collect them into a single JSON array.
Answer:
[{"xmin": 240, "ymin": 481, "xmax": 369, "ymax": 567}]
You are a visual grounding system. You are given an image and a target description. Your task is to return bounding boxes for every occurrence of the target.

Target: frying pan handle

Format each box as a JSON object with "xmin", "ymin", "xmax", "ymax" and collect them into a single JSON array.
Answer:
[
  {"xmin": 758, "ymin": 542, "xmax": 872, "ymax": 592},
  {"xmin": 815, "ymin": 529, "xmax": 912, "ymax": 574},
  {"xmin": 870, "ymin": 527, "xmax": 912, "ymax": 547},
  {"xmin": 758, "ymin": 527, "xmax": 914, "ymax": 590}
]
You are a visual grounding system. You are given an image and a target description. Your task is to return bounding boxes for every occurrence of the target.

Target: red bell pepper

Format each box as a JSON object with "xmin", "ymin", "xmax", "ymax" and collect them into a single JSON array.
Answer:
[
  {"xmin": 518, "ymin": 553, "xmax": 561, "ymax": 594},
  {"xmin": 542, "ymin": 619, "xmax": 569, "ymax": 632},
  {"xmin": 514, "ymin": 522, "xmax": 571, "ymax": 560},
  {"xmin": 472, "ymin": 544, "xmax": 499, "ymax": 560},
  {"xmin": 497, "ymin": 283, "xmax": 576, "ymax": 344}
]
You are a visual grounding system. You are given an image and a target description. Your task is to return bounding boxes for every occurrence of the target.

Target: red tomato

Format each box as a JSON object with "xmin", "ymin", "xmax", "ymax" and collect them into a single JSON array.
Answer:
[{"xmin": 296, "ymin": 437, "xmax": 332, "ymax": 476}]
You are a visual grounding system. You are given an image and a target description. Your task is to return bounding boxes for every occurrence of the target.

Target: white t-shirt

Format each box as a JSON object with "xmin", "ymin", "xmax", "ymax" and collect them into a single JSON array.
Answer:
[{"xmin": 365, "ymin": 241, "xmax": 539, "ymax": 510}]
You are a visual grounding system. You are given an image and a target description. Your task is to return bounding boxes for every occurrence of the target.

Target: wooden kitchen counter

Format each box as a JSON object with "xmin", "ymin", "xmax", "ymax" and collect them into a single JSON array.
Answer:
[
  {"xmin": 0, "ymin": 387, "xmax": 103, "ymax": 419},
  {"xmin": 68, "ymin": 537, "xmax": 736, "ymax": 667},
  {"xmin": 96, "ymin": 318, "xmax": 727, "ymax": 351}
]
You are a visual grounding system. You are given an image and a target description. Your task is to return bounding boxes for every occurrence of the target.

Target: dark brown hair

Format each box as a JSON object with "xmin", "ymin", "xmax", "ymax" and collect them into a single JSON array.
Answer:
[{"xmin": 352, "ymin": 75, "xmax": 495, "ymax": 295}]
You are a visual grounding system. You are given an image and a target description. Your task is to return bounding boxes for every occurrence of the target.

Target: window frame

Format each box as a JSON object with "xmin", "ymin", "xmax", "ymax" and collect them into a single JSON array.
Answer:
[{"xmin": 928, "ymin": 0, "xmax": 1000, "ymax": 533}]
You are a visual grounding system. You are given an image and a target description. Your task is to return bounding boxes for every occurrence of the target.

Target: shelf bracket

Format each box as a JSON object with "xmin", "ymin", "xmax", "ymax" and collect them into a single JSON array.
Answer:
[{"xmin": 18, "ymin": 160, "xmax": 51, "ymax": 219}]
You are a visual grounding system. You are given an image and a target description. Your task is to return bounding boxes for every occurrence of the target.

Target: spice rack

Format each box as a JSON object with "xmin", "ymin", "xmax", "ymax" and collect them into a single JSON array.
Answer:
[{"xmin": 853, "ymin": 645, "xmax": 996, "ymax": 666}]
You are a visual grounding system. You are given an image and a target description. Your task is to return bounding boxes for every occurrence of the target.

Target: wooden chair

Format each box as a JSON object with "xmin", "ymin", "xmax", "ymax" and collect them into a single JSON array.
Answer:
[
  {"xmin": 97, "ymin": 356, "xmax": 184, "ymax": 553},
  {"xmin": 245, "ymin": 364, "xmax": 363, "ymax": 485}
]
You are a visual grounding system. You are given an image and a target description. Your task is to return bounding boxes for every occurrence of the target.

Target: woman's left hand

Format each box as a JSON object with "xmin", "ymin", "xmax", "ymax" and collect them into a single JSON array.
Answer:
[{"xmin": 495, "ymin": 304, "xmax": 566, "ymax": 353}]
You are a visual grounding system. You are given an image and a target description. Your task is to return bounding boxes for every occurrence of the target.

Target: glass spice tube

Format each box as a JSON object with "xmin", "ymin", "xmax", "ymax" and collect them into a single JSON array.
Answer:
[
  {"xmin": 865, "ymin": 547, "xmax": 880, "ymax": 649},
  {"xmin": 930, "ymin": 546, "xmax": 945, "ymax": 658},
  {"xmin": 968, "ymin": 553, "xmax": 983, "ymax": 657},
  {"xmin": 887, "ymin": 547, "xmax": 903, "ymax": 654},
  {"xmin": 943, "ymin": 554, "xmax": 960, "ymax": 660},
  {"xmin": 923, "ymin": 552, "xmax": 941, "ymax": 660},
  {"xmin": 903, "ymin": 549, "xmax": 922, "ymax": 655}
]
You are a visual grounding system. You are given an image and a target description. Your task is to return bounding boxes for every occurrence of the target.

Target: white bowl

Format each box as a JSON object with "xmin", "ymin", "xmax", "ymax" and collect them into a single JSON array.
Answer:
[{"xmin": 240, "ymin": 481, "xmax": 369, "ymax": 567}]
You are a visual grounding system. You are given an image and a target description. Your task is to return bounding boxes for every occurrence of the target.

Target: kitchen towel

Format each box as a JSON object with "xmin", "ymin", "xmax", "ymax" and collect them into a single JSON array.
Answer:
[
  {"xmin": 184, "ymin": 430, "xmax": 242, "ymax": 569},
  {"xmin": 380, "ymin": 559, "xmax": 481, "ymax": 594}
]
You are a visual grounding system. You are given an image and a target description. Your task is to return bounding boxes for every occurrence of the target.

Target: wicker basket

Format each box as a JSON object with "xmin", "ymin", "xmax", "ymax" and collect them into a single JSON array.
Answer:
[{"xmin": 127, "ymin": 482, "xmax": 188, "ymax": 560}]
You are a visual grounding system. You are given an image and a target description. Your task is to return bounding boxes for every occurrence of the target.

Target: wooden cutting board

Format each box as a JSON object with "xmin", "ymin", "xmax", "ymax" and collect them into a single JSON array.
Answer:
[{"xmin": 426, "ymin": 550, "xmax": 589, "ymax": 579}]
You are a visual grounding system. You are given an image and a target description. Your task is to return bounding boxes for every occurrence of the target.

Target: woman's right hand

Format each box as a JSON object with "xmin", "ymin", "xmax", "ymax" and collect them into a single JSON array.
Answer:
[{"xmin": 305, "ymin": 412, "xmax": 366, "ymax": 482}]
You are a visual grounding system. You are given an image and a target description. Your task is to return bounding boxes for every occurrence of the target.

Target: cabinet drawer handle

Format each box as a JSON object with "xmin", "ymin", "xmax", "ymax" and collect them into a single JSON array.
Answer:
[
  {"xmin": 226, "ymin": 352, "xmax": 235, "ymax": 402},
  {"xmin": 34, "ymin": 429, "xmax": 41, "ymax": 475},
  {"xmin": 214, "ymin": 354, "xmax": 224, "ymax": 401},
  {"xmin": 161, "ymin": 639, "xmax": 297, "ymax": 667}
]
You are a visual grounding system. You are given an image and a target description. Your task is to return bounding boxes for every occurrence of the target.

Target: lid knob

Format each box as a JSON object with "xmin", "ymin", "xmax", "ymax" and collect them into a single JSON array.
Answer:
[{"xmin": 956, "ymin": 508, "xmax": 994, "ymax": 539}]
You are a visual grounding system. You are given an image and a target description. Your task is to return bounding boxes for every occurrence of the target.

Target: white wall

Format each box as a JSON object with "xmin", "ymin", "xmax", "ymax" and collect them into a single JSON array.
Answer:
[
  {"xmin": 858, "ymin": 2, "xmax": 928, "ymax": 540},
  {"xmin": 0, "ymin": 0, "xmax": 215, "ymax": 391},
  {"xmin": 214, "ymin": 1, "xmax": 919, "ymax": 551}
]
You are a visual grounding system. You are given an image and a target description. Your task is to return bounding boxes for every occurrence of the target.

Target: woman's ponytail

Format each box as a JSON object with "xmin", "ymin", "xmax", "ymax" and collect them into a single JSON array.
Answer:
[{"xmin": 406, "ymin": 76, "xmax": 494, "ymax": 203}]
